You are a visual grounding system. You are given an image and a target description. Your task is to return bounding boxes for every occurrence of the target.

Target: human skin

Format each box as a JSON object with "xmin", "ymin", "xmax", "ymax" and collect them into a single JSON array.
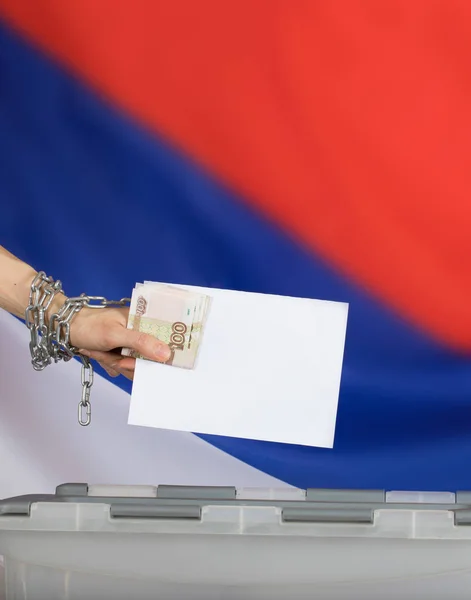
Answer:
[{"xmin": 0, "ymin": 245, "xmax": 170, "ymax": 379}]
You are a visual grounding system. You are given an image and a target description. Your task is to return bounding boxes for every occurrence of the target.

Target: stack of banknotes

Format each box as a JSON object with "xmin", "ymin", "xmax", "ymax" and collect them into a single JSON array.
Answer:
[{"xmin": 122, "ymin": 282, "xmax": 212, "ymax": 369}]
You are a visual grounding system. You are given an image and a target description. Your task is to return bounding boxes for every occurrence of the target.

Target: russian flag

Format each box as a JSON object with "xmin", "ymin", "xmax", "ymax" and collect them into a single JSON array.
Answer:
[{"xmin": 0, "ymin": 1, "xmax": 470, "ymax": 497}]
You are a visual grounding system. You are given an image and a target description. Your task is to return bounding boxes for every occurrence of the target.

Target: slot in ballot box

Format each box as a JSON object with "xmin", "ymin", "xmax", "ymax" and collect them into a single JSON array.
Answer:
[{"xmin": 1, "ymin": 483, "xmax": 471, "ymax": 599}]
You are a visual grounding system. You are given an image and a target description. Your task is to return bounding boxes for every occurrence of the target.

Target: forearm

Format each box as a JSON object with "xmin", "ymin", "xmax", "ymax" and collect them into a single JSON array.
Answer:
[{"xmin": 0, "ymin": 246, "xmax": 63, "ymax": 320}]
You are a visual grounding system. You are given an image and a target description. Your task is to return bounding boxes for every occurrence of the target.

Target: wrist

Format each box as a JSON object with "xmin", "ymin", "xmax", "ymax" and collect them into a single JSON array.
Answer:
[
  {"xmin": 0, "ymin": 259, "xmax": 37, "ymax": 319},
  {"xmin": 19, "ymin": 267, "xmax": 39, "ymax": 316}
]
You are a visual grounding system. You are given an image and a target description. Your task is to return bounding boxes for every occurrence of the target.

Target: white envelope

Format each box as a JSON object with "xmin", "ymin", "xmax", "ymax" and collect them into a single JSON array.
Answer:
[{"xmin": 129, "ymin": 283, "xmax": 348, "ymax": 448}]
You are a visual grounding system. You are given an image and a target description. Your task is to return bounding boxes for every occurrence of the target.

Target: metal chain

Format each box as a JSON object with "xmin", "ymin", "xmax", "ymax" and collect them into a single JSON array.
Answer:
[
  {"xmin": 26, "ymin": 272, "xmax": 130, "ymax": 426},
  {"xmin": 25, "ymin": 273, "xmax": 63, "ymax": 371},
  {"xmin": 79, "ymin": 355, "xmax": 93, "ymax": 427}
]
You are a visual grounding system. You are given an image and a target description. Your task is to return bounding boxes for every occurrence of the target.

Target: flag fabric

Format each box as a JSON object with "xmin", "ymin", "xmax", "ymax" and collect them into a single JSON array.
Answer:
[{"xmin": 0, "ymin": 1, "xmax": 470, "ymax": 496}]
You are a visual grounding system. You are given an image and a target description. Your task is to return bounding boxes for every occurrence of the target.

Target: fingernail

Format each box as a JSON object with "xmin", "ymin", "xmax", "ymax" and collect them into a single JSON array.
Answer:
[
  {"xmin": 80, "ymin": 349, "xmax": 91, "ymax": 357},
  {"xmin": 155, "ymin": 342, "xmax": 171, "ymax": 361}
]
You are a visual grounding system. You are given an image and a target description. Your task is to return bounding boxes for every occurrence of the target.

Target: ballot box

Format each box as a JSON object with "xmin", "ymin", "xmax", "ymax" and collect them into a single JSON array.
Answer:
[{"xmin": 1, "ymin": 483, "xmax": 471, "ymax": 599}]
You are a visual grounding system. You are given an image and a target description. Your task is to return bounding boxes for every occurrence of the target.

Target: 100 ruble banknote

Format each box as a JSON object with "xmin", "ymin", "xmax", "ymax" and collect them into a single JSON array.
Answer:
[{"xmin": 122, "ymin": 284, "xmax": 211, "ymax": 369}]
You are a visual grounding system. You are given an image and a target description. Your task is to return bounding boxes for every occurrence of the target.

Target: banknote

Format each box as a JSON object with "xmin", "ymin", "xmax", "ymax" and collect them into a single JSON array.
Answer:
[
  {"xmin": 137, "ymin": 282, "xmax": 210, "ymax": 358},
  {"xmin": 122, "ymin": 283, "xmax": 211, "ymax": 369}
]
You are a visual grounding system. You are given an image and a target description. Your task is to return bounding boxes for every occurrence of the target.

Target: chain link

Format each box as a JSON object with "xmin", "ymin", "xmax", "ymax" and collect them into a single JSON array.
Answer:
[
  {"xmin": 79, "ymin": 355, "xmax": 93, "ymax": 426},
  {"xmin": 26, "ymin": 272, "xmax": 130, "ymax": 426}
]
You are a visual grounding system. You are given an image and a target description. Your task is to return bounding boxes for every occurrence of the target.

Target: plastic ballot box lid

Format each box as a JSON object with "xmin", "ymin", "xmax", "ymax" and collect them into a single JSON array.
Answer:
[{"xmin": 1, "ymin": 483, "xmax": 471, "ymax": 599}]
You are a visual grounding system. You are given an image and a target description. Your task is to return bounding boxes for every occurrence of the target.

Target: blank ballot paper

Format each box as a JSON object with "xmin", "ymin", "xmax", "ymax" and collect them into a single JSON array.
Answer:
[{"xmin": 129, "ymin": 283, "xmax": 348, "ymax": 448}]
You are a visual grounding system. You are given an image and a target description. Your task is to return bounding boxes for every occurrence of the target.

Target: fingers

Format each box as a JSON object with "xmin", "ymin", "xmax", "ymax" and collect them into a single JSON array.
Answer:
[
  {"xmin": 98, "ymin": 362, "xmax": 120, "ymax": 378},
  {"xmin": 98, "ymin": 361, "xmax": 134, "ymax": 381},
  {"xmin": 80, "ymin": 349, "xmax": 136, "ymax": 380},
  {"xmin": 79, "ymin": 326, "xmax": 171, "ymax": 382},
  {"xmin": 118, "ymin": 356, "xmax": 138, "ymax": 371},
  {"xmin": 121, "ymin": 329, "xmax": 171, "ymax": 363}
]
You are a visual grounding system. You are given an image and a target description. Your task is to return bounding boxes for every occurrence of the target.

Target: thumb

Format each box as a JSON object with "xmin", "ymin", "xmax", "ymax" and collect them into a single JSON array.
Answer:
[{"xmin": 122, "ymin": 329, "xmax": 171, "ymax": 362}]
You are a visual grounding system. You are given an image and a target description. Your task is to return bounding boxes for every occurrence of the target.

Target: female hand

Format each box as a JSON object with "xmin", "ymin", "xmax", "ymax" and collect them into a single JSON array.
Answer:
[
  {"xmin": 0, "ymin": 246, "xmax": 169, "ymax": 381},
  {"xmin": 69, "ymin": 304, "xmax": 171, "ymax": 380}
]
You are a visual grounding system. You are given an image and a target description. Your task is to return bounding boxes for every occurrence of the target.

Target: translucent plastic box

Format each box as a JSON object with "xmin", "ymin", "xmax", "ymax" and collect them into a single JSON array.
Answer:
[{"xmin": 1, "ymin": 482, "xmax": 471, "ymax": 599}]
